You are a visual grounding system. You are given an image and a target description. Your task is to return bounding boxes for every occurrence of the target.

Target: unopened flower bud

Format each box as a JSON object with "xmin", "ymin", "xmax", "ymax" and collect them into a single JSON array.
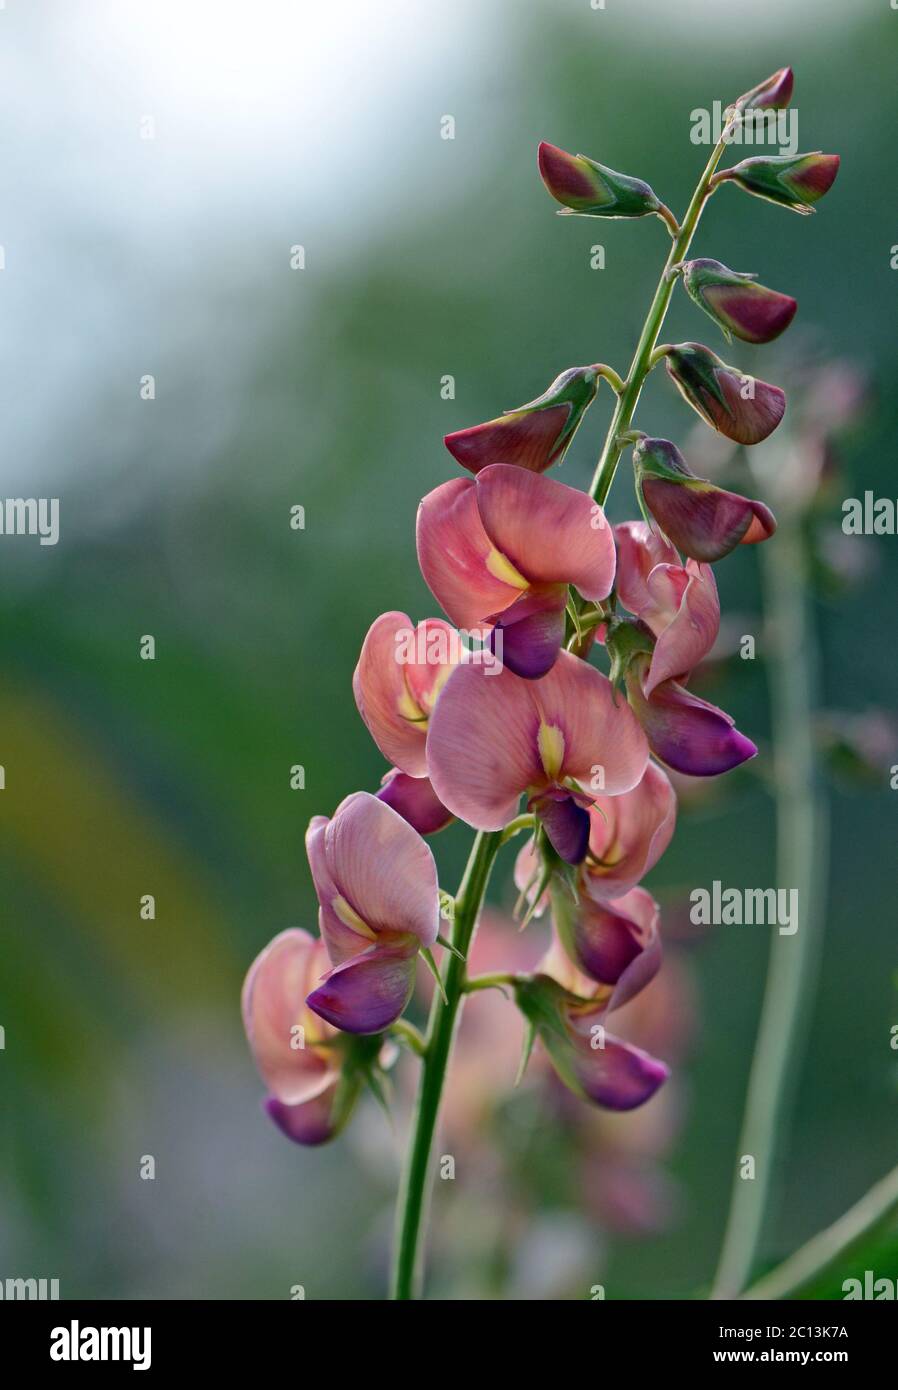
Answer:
[
  {"xmin": 681, "ymin": 258, "xmax": 796, "ymax": 344},
  {"xmin": 634, "ymin": 436, "xmax": 777, "ymax": 562},
  {"xmin": 444, "ymin": 365, "xmax": 599, "ymax": 475},
  {"xmin": 718, "ymin": 152, "xmax": 839, "ymax": 215},
  {"xmin": 538, "ymin": 142, "xmax": 663, "ymax": 220},
  {"xmin": 663, "ymin": 342, "xmax": 785, "ymax": 445},
  {"xmin": 735, "ymin": 66, "xmax": 793, "ymax": 111}
]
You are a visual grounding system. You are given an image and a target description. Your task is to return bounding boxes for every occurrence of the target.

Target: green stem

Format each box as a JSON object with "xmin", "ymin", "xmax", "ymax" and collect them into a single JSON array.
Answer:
[
  {"xmin": 587, "ymin": 122, "xmax": 736, "ymax": 509},
  {"xmin": 463, "ymin": 971, "xmax": 518, "ymax": 994},
  {"xmin": 710, "ymin": 515, "xmax": 829, "ymax": 1299},
  {"xmin": 741, "ymin": 1162, "xmax": 898, "ymax": 1301},
  {"xmin": 389, "ymin": 829, "xmax": 503, "ymax": 1299}
]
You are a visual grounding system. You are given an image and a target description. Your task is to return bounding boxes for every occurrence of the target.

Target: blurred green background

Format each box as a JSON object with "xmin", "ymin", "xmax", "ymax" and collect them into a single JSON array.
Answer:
[{"xmin": 0, "ymin": 0, "xmax": 895, "ymax": 1299}]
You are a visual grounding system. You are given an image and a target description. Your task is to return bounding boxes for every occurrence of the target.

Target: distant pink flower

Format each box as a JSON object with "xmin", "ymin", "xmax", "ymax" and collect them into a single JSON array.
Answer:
[
  {"xmin": 427, "ymin": 651, "xmax": 648, "ymax": 861},
  {"xmin": 417, "ymin": 463, "xmax": 615, "ymax": 679},
  {"xmin": 305, "ymin": 792, "xmax": 439, "ymax": 1034}
]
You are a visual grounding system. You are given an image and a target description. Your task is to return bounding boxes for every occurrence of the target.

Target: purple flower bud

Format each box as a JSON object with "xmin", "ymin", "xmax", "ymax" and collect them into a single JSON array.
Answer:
[
  {"xmin": 514, "ymin": 974, "xmax": 669, "ymax": 1111},
  {"xmin": 444, "ymin": 365, "xmax": 599, "ymax": 475},
  {"xmin": 634, "ymin": 436, "xmax": 777, "ymax": 563},
  {"xmin": 376, "ymin": 768, "xmax": 453, "ymax": 835},
  {"xmin": 735, "ymin": 66, "xmax": 793, "ymax": 111},
  {"xmin": 624, "ymin": 654, "xmax": 757, "ymax": 777},
  {"xmin": 718, "ymin": 152, "xmax": 840, "ymax": 215},
  {"xmin": 681, "ymin": 259, "xmax": 797, "ymax": 345},
  {"xmin": 663, "ymin": 342, "xmax": 785, "ymax": 445},
  {"xmin": 538, "ymin": 141, "xmax": 663, "ymax": 220}
]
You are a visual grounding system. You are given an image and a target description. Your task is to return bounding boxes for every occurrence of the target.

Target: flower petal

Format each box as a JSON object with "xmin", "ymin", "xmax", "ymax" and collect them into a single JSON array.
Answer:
[
  {"xmin": 376, "ymin": 768, "xmax": 453, "ymax": 835},
  {"xmin": 306, "ymin": 939, "xmax": 418, "ymax": 1034},
  {"xmin": 264, "ymin": 1085, "xmax": 342, "ymax": 1146},
  {"xmin": 308, "ymin": 792, "xmax": 440, "ymax": 959},
  {"xmin": 417, "ymin": 477, "xmax": 524, "ymax": 630},
  {"xmin": 614, "ymin": 521, "xmax": 680, "ymax": 618},
  {"xmin": 475, "ymin": 463, "xmax": 616, "ymax": 602},
  {"xmin": 241, "ymin": 928, "xmax": 337, "ymax": 1105},
  {"xmin": 584, "ymin": 761, "xmax": 677, "ymax": 899},
  {"xmin": 626, "ymin": 660, "xmax": 757, "ymax": 775},
  {"xmin": 644, "ymin": 560, "xmax": 719, "ymax": 695}
]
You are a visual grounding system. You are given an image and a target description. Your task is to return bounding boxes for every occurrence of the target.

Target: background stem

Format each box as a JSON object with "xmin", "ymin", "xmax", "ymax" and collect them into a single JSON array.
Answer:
[
  {"xmin": 710, "ymin": 515, "xmax": 829, "ymax": 1299},
  {"xmin": 741, "ymin": 1162, "xmax": 898, "ymax": 1301},
  {"xmin": 389, "ymin": 829, "xmax": 502, "ymax": 1299}
]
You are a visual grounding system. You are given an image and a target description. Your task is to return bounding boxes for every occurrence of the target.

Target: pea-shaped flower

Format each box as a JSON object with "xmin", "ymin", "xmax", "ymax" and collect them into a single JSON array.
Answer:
[
  {"xmin": 417, "ymin": 463, "xmax": 615, "ymax": 680},
  {"xmin": 242, "ymin": 929, "xmax": 355, "ymax": 1145},
  {"xmin": 305, "ymin": 792, "xmax": 440, "ymax": 1033},
  {"xmin": 538, "ymin": 141, "xmax": 666, "ymax": 221},
  {"xmin": 426, "ymin": 650, "xmax": 648, "ymax": 862}
]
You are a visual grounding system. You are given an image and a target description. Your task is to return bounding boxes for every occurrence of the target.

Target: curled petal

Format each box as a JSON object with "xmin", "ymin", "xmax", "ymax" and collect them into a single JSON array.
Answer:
[
  {"xmin": 488, "ymin": 583, "xmax": 567, "ymax": 679},
  {"xmin": 306, "ymin": 938, "xmax": 418, "ymax": 1034},
  {"xmin": 242, "ymin": 928, "xmax": 338, "ymax": 1105},
  {"xmin": 565, "ymin": 887, "xmax": 662, "ymax": 1012},
  {"xmin": 644, "ymin": 560, "xmax": 719, "ymax": 695},
  {"xmin": 264, "ymin": 1084, "xmax": 344, "ymax": 1146},
  {"xmin": 376, "ymin": 768, "xmax": 453, "ymax": 835},
  {"xmin": 307, "ymin": 792, "xmax": 439, "ymax": 963},
  {"xmin": 614, "ymin": 521, "xmax": 679, "ymax": 618},
  {"xmin": 529, "ymin": 787, "xmax": 592, "ymax": 865},
  {"xmin": 584, "ymin": 761, "xmax": 677, "ymax": 900},
  {"xmin": 569, "ymin": 1021, "xmax": 670, "ymax": 1111},
  {"xmin": 353, "ymin": 611, "xmax": 457, "ymax": 777},
  {"xmin": 626, "ymin": 658, "xmax": 757, "ymax": 776}
]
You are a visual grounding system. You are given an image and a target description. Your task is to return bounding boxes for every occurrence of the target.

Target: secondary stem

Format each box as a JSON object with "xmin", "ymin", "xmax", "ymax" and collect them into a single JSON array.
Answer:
[
  {"xmin": 710, "ymin": 513, "xmax": 828, "ymax": 1299},
  {"xmin": 389, "ymin": 829, "xmax": 503, "ymax": 1299}
]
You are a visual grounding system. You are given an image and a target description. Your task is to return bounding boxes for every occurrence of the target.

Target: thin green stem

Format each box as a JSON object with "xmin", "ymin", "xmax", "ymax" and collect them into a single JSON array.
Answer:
[
  {"xmin": 710, "ymin": 515, "xmax": 829, "ymax": 1299},
  {"xmin": 741, "ymin": 1162, "xmax": 898, "ymax": 1301},
  {"xmin": 587, "ymin": 121, "xmax": 736, "ymax": 509},
  {"xmin": 463, "ymin": 971, "xmax": 518, "ymax": 994},
  {"xmin": 389, "ymin": 829, "xmax": 503, "ymax": 1299}
]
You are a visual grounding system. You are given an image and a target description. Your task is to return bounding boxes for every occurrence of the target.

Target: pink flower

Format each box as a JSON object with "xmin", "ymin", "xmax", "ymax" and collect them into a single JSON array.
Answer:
[
  {"xmin": 554, "ymin": 885, "xmax": 663, "ymax": 1011},
  {"xmin": 353, "ymin": 611, "xmax": 460, "ymax": 777},
  {"xmin": 242, "ymin": 929, "xmax": 348, "ymax": 1145},
  {"xmin": 426, "ymin": 650, "xmax": 648, "ymax": 861},
  {"xmin": 615, "ymin": 521, "xmax": 720, "ymax": 695},
  {"xmin": 305, "ymin": 792, "xmax": 440, "ymax": 1034},
  {"xmin": 417, "ymin": 463, "xmax": 615, "ymax": 679}
]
